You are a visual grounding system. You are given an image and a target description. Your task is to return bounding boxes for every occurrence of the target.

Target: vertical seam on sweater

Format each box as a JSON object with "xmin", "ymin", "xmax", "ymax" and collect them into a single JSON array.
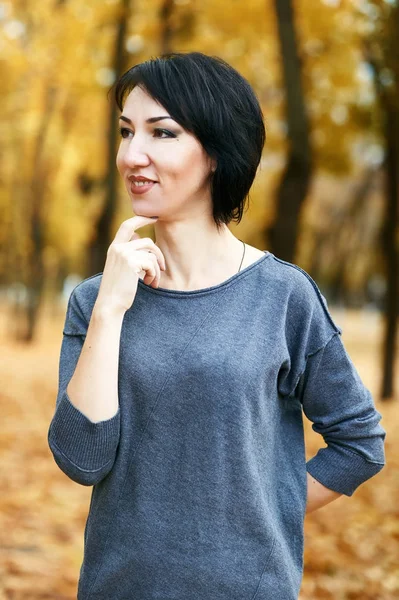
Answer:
[
  {"xmin": 250, "ymin": 534, "xmax": 277, "ymax": 600},
  {"xmin": 84, "ymin": 282, "xmax": 233, "ymax": 598}
]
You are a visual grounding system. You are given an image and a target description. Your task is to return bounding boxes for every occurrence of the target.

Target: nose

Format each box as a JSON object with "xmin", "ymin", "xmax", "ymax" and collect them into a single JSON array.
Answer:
[{"xmin": 122, "ymin": 135, "xmax": 151, "ymax": 168}]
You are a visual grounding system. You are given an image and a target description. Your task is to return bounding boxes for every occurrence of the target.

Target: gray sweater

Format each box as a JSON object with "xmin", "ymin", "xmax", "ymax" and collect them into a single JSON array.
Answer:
[{"xmin": 48, "ymin": 251, "xmax": 386, "ymax": 599}]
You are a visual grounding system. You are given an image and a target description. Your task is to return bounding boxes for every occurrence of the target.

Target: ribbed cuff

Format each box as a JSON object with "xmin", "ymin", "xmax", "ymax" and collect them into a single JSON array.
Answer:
[
  {"xmin": 306, "ymin": 444, "xmax": 385, "ymax": 497},
  {"xmin": 48, "ymin": 391, "xmax": 121, "ymax": 472}
]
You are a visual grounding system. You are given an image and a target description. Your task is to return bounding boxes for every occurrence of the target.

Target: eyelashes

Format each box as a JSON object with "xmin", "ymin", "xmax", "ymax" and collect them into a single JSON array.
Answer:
[{"xmin": 119, "ymin": 127, "xmax": 176, "ymax": 139}]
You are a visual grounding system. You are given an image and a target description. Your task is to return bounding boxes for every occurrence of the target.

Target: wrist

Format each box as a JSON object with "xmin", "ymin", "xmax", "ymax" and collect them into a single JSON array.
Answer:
[
  {"xmin": 306, "ymin": 471, "xmax": 343, "ymax": 514},
  {"xmin": 93, "ymin": 300, "xmax": 126, "ymax": 322}
]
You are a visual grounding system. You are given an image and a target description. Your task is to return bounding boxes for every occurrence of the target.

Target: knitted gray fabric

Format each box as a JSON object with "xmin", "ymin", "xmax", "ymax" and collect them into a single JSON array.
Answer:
[{"xmin": 48, "ymin": 251, "xmax": 386, "ymax": 599}]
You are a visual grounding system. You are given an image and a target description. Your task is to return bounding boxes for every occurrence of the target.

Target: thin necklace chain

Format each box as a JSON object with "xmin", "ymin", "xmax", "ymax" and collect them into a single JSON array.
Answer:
[{"xmin": 237, "ymin": 239, "xmax": 246, "ymax": 273}]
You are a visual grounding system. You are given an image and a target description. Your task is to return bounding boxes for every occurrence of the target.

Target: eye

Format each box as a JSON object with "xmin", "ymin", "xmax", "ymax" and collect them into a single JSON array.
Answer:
[
  {"xmin": 118, "ymin": 127, "xmax": 176, "ymax": 139},
  {"xmin": 153, "ymin": 128, "xmax": 176, "ymax": 138},
  {"xmin": 119, "ymin": 127, "xmax": 132, "ymax": 139}
]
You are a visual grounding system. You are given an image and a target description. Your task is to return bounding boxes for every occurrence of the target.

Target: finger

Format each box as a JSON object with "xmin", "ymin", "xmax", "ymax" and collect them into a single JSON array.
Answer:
[
  {"xmin": 145, "ymin": 252, "xmax": 162, "ymax": 288},
  {"xmin": 127, "ymin": 238, "xmax": 166, "ymax": 271},
  {"xmin": 138, "ymin": 254, "xmax": 158, "ymax": 285},
  {"xmin": 113, "ymin": 216, "xmax": 158, "ymax": 244},
  {"xmin": 147, "ymin": 261, "xmax": 162, "ymax": 288}
]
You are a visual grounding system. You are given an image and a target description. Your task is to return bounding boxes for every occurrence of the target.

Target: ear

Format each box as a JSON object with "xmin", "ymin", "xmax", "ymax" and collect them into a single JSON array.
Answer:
[{"xmin": 210, "ymin": 158, "xmax": 217, "ymax": 173}]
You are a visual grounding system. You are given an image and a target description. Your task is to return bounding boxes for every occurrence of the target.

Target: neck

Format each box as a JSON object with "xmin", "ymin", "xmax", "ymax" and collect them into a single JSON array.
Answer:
[{"xmin": 153, "ymin": 218, "xmax": 243, "ymax": 289}]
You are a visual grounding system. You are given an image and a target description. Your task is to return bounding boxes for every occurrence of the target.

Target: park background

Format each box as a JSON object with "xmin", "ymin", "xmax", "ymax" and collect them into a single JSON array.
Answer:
[{"xmin": 0, "ymin": 0, "xmax": 398, "ymax": 598}]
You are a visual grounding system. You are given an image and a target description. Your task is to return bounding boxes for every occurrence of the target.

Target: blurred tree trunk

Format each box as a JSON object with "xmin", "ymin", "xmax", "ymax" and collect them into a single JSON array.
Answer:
[
  {"xmin": 159, "ymin": 0, "xmax": 195, "ymax": 54},
  {"xmin": 379, "ymin": 105, "xmax": 399, "ymax": 400},
  {"xmin": 87, "ymin": 0, "xmax": 131, "ymax": 276},
  {"xmin": 23, "ymin": 87, "xmax": 77, "ymax": 341},
  {"xmin": 23, "ymin": 86, "xmax": 58, "ymax": 342},
  {"xmin": 10, "ymin": 0, "xmax": 71, "ymax": 342},
  {"xmin": 159, "ymin": 0, "xmax": 174, "ymax": 54},
  {"xmin": 364, "ymin": 18, "xmax": 399, "ymax": 400},
  {"xmin": 269, "ymin": 0, "xmax": 312, "ymax": 262}
]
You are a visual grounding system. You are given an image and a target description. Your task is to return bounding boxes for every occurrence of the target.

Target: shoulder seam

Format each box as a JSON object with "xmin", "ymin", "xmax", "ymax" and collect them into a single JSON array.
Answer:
[
  {"xmin": 283, "ymin": 330, "xmax": 342, "ymax": 398},
  {"xmin": 270, "ymin": 256, "xmax": 342, "ymax": 335}
]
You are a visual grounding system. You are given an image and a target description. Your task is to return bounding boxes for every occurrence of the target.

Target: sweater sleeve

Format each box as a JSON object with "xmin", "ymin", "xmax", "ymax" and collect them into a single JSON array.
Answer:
[
  {"xmin": 47, "ymin": 286, "xmax": 121, "ymax": 486},
  {"xmin": 275, "ymin": 262, "xmax": 386, "ymax": 496},
  {"xmin": 296, "ymin": 330, "xmax": 386, "ymax": 496}
]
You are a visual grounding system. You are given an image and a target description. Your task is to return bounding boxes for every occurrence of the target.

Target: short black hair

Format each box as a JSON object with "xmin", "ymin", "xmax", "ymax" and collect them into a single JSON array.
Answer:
[{"xmin": 112, "ymin": 51, "xmax": 266, "ymax": 231}]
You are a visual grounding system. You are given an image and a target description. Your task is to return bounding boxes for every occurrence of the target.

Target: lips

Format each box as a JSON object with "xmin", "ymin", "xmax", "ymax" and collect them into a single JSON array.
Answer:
[
  {"xmin": 128, "ymin": 175, "xmax": 157, "ymax": 183},
  {"xmin": 130, "ymin": 180, "xmax": 157, "ymax": 195}
]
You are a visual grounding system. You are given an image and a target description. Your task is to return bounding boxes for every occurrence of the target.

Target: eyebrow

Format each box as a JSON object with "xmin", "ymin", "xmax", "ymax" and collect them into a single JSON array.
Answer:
[{"xmin": 119, "ymin": 115, "xmax": 175, "ymax": 124}]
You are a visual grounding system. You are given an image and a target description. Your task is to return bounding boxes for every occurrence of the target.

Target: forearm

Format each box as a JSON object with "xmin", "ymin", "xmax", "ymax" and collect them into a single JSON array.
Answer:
[
  {"xmin": 300, "ymin": 333, "xmax": 385, "ymax": 498},
  {"xmin": 305, "ymin": 471, "xmax": 342, "ymax": 514},
  {"xmin": 67, "ymin": 303, "xmax": 125, "ymax": 423}
]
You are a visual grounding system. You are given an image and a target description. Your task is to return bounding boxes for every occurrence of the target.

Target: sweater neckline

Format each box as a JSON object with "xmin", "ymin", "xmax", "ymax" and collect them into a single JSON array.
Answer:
[{"xmin": 138, "ymin": 251, "xmax": 271, "ymax": 297}]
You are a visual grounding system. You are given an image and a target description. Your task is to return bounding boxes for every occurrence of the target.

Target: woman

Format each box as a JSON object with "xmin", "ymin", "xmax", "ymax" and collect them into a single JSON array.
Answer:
[{"xmin": 48, "ymin": 52, "xmax": 386, "ymax": 599}]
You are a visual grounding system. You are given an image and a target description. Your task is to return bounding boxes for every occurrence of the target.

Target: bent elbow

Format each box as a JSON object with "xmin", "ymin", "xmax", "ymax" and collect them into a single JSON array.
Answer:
[{"xmin": 48, "ymin": 438, "xmax": 117, "ymax": 486}]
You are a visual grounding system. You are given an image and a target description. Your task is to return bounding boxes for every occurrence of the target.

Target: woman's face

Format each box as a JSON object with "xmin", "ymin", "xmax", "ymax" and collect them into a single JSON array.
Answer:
[{"xmin": 116, "ymin": 86, "xmax": 216, "ymax": 221}]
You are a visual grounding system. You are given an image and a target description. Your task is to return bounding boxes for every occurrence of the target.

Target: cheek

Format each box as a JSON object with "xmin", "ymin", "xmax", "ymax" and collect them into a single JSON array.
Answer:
[{"xmin": 163, "ymin": 150, "xmax": 206, "ymax": 183}]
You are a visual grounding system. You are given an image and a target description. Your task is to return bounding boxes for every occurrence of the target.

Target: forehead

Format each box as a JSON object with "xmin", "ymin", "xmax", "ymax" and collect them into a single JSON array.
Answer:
[{"xmin": 123, "ymin": 86, "xmax": 169, "ymax": 116}]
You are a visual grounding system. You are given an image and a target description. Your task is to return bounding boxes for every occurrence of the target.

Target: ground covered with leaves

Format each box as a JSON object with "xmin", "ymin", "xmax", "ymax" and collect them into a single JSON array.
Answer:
[{"xmin": 0, "ymin": 304, "xmax": 397, "ymax": 599}]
